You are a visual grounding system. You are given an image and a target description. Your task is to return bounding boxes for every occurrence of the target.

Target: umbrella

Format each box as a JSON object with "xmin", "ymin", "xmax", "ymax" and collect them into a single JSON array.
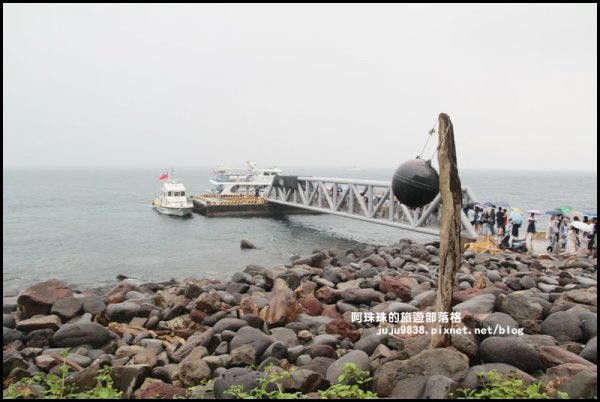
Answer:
[
  {"xmin": 483, "ymin": 201, "xmax": 496, "ymax": 207},
  {"xmin": 527, "ymin": 209, "xmax": 543, "ymax": 215},
  {"xmin": 556, "ymin": 206, "xmax": 572, "ymax": 214},
  {"xmin": 569, "ymin": 211, "xmax": 584, "ymax": 220},
  {"xmin": 511, "ymin": 207, "xmax": 523, "ymax": 214},
  {"xmin": 583, "ymin": 211, "xmax": 597, "ymax": 218},
  {"xmin": 545, "ymin": 209, "xmax": 563, "ymax": 215},
  {"xmin": 494, "ymin": 201, "xmax": 510, "ymax": 207},
  {"xmin": 509, "ymin": 211, "xmax": 523, "ymax": 225},
  {"xmin": 571, "ymin": 221, "xmax": 592, "ymax": 232}
]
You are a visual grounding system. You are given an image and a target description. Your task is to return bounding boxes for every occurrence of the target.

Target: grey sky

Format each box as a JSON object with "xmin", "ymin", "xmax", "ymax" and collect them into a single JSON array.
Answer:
[{"xmin": 3, "ymin": 4, "xmax": 597, "ymax": 171}]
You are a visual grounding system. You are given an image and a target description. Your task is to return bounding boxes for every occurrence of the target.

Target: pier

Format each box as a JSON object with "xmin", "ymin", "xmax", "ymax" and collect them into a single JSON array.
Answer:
[
  {"xmin": 264, "ymin": 176, "xmax": 479, "ymax": 239},
  {"xmin": 190, "ymin": 194, "xmax": 312, "ymax": 217}
]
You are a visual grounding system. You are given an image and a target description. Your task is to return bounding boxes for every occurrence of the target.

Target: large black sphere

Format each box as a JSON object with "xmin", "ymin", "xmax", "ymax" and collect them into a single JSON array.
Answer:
[{"xmin": 392, "ymin": 159, "xmax": 439, "ymax": 208}]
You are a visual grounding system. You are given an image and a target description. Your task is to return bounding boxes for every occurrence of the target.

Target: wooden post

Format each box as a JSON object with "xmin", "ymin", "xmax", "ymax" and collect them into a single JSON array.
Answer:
[{"xmin": 431, "ymin": 113, "xmax": 463, "ymax": 348}]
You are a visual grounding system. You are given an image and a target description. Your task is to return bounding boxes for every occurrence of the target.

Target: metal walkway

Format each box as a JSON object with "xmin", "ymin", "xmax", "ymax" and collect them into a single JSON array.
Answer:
[{"xmin": 264, "ymin": 176, "xmax": 479, "ymax": 239}]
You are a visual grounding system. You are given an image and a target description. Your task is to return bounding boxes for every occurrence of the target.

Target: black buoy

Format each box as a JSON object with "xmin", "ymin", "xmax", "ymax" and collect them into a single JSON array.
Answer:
[{"xmin": 392, "ymin": 158, "xmax": 439, "ymax": 208}]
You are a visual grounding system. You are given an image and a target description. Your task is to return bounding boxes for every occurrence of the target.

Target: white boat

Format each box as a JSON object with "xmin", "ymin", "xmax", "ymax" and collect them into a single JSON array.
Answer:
[
  {"xmin": 209, "ymin": 160, "xmax": 282, "ymax": 196},
  {"xmin": 152, "ymin": 180, "xmax": 193, "ymax": 216}
]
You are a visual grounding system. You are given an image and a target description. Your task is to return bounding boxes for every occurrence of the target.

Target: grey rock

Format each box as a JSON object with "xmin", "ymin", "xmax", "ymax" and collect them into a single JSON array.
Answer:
[
  {"xmin": 577, "ymin": 312, "xmax": 597, "ymax": 339},
  {"xmin": 453, "ymin": 294, "xmax": 495, "ymax": 314},
  {"xmin": 325, "ymin": 350, "xmax": 370, "ymax": 383},
  {"xmin": 373, "ymin": 348, "xmax": 469, "ymax": 398},
  {"xmin": 105, "ymin": 302, "xmax": 140, "ymax": 322},
  {"xmin": 26, "ymin": 328, "xmax": 55, "ymax": 348},
  {"xmin": 3, "ymin": 303, "xmax": 18, "ymax": 314},
  {"xmin": 270, "ymin": 327, "xmax": 299, "ymax": 348},
  {"xmin": 300, "ymin": 357, "xmax": 336, "ymax": 377},
  {"xmin": 309, "ymin": 334, "xmax": 339, "ymax": 347},
  {"xmin": 80, "ymin": 295, "xmax": 105, "ymax": 315},
  {"xmin": 3, "ymin": 314, "xmax": 15, "ymax": 329},
  {"xmin": 240, "ymin": 239, "xmax": 257, "ymax": 249},
  {"xmin": 461, "ymin": 363, "xmax": 535, "ymax": 389},
  {"xmin": 212, "ymin": 318, "xmax": 248, "ymax": 334},
  {"xmin": 228, "ymin": 344, "xmax": 256, "ymax": 367},
  {"xmin": 354, "ymin": 333, "xmax": 388, "ymax": 355},
  {"xmin": 213, "ymin": 368, "xmax": 276, "ymax": 399},
  {"xmin": 284, "ymin": 369, "xmax": 327, "ymax": 393},
  {"xmin": 111, "ymin": 364, "xmax": 151, "ymax": 398},
  {"xmin": 174, "ymin": 346, "xmax": 211, "ymax": 387},
  {"xmin": 52, "ymin": 322, "xmax": 114, "ymax": 348},
  {"xmin": 541, "ymin": 312, "xmax": 583, "ymax": 342},
  {"xmin": 579, "ymin": 337, "xmax": 597, "ymax": 364},
  {"xmin": 262, "ymin": 341, "xmax": 286, "ymax": 361},
  {"xmin": 2, "ymin": 327, "xmax": 25, "ymax": 346},
  {"xmin": 557, "ymin": 371, "xmax": 597, "ymax": 399},
  {"xmin": 232, "ymin": 272, "xmax": 255, "ymax": 285},
  {"xmin": 230, "ymin": 327, "xmax": 273, "ymax": 357},
  {"xmin": 479, "ymin": 313, "xmax": 520, "ymax": 338},
  {"xmin": 169, "ymin": 329, "xmax": 213, "ymax": 363},
  {"xmin": 295, "ymin": 354, "xmax": 312, "ymax": 366},
  {"xmin": 479, "ymin": 336, "xmax": 544, "ymax": 372},
  {"xmin": 287, "ymin": 345, "xmax": 304, "ymax": 363},
  {"xmin": 486, "ymin": 270, "xmax": 503, "ymax": 283},
  {"xmin": 499, "ymin": 293, "xmax": 543, "ymax": 323},
  {"xmin": 421, "ymin": 375, "xmax": 457, "ymax": 399},
  {"xmin": 519, "ymin": 276, "xmax": 537, "ymax": 289},
  {"xmin": 65, "ymin": 363, "xmax": 99, "ymax": 392},
  {"xmin": 66, "ymin": 353, "xmax": 92, "ymax": 368}
]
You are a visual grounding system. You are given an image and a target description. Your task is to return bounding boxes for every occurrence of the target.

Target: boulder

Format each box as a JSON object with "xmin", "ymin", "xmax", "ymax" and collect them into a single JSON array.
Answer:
[
  {"xmin": 52, "ymin": 322, "xmax": 114, "ymax": 348},
  {"xmin": 51, "ymin": 297, "xmax": 83, "ymax": 320},
  {"xmin": 240, "ymin": 239, "xmax": 257, "ymax": 249},
  {"xmin": 579, "ymin": 337, "xmax": 597, "ymax": 364},
  {"xmin": 15, "ymin": 315, "xmax": 61, "ymax": 332},
  {"xmin": 373, "ymin": 348, "xmax": 469, "ymax": 398},
  {"xmin": 479, "ymin": 336, "xmax": 543, "ymax": 373},
  {"xmin": 325, "ymin": 350, "xmax": 370, "ymax": 383},
  {"xmin": 540, "ymin": 312, "xmax": 583, "ymax": 342},
  {"xmin": 17, "ymin": 280, "xmax": 73, "ymax": 317}
]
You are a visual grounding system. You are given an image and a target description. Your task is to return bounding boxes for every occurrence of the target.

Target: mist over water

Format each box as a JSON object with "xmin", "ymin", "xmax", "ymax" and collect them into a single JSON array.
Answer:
[{"xmin": 3, "ymin": 167, "xmax": 596, "ymax": 294}]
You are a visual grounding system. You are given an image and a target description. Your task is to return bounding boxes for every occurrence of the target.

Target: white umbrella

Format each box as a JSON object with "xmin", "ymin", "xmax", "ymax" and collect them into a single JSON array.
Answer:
[
  {"xmin": 527, "ymin": 209, "xmax": 543, "ymax": 215},
  {"xmin": 571, "ymin": 221, "xmax": 592, "ymax": 232}
]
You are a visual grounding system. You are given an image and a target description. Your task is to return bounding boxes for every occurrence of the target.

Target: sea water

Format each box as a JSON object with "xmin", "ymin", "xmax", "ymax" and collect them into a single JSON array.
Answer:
[{"xmin": 3, "ymin": 167, "xmax": 596, "ymax": 294}]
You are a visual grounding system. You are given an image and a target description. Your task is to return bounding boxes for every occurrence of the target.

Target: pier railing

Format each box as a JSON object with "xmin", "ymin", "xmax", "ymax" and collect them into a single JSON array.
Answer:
[{"xmin": 265, "ymin": 176, "xmax": 479, "ymax": 239}]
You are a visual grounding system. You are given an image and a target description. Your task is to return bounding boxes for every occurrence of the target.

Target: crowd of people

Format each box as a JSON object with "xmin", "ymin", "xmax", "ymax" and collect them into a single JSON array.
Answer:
[{"xmin": 465, "ymin": 204, "xmax": 597, "ymax": 255}]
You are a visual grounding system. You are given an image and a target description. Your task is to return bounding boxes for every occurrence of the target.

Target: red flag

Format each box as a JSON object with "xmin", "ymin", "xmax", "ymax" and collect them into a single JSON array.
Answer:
[{"xmin": 159, "ymin": 172, "xmax": 169, "ymax": 180}]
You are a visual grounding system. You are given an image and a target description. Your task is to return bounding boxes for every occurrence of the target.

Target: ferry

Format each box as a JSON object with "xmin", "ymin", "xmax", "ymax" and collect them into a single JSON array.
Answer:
[{"xmin": 209, "ymin": 161, "xmax": 282, "ymax": 196}]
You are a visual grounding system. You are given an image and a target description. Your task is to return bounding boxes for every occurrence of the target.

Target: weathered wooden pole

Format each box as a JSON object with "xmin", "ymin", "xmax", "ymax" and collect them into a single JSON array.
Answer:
[{"xmin": 431, "ymin": 113, "xmax": 463, "ymax": 348}]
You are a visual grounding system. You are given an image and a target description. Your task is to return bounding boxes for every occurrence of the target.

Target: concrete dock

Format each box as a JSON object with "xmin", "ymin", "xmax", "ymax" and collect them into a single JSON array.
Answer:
[{"xmin": 190, "ymin": 194, "xmax": 314, "ymax": 217}]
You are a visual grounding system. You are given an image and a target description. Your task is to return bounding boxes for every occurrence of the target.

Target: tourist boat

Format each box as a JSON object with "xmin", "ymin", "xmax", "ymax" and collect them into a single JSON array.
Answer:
[
  {"xmin": 208, "ymin": 160, "xmax": 282, "ymax": 196},
  {"xmin": 152, "ymin": 178, "xmax": 193, "ymax": 216}
]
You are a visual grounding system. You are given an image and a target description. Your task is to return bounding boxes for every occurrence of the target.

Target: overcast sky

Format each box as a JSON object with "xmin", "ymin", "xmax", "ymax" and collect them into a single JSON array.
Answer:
[{"xmin": 3, "ymin": 4, "xmax": 597, "ymax": 171}]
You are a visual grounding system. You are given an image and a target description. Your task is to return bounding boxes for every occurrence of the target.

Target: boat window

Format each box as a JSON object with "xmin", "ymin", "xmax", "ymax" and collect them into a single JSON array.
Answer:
[
  {"xmin": 231, "ymin": 185, "xmax": 238, "ymax": 193},
  {"xmin": 168, "ymin": 192, "xmax": 172, "ymax": 196},
  {"xmin": 181, "ymin": 191, "xmax": 185, "ymax": 196}
]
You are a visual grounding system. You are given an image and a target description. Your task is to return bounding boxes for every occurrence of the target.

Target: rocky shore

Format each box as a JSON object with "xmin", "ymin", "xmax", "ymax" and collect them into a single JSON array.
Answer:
[{"xmin": 3, "ymin": 239, "xmax": 597, "ymax": 399}]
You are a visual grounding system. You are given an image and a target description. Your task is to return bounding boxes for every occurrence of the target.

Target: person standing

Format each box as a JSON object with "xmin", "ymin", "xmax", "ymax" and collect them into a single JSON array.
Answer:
[
  {"xmin": 526, "ymin": 213, "xmax": 536, "ymax": 253},
  {"xmin": 496, "ymin": 208, "xmax": 505, "ymax": 236},
  {"xmin": 566, "ymin": 227, "xmax": 579, "ymax": 254}
]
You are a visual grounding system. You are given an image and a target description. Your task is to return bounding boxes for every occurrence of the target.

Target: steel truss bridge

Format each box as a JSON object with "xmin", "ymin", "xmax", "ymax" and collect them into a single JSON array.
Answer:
[{"xmin": 265, "ymin": 176, "xmax": 479, "ymax": 239}]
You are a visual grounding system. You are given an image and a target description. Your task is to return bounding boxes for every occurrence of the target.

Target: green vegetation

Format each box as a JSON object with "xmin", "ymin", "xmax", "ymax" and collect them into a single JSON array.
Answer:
[
  {"xmin": 318, "ymin": 363, "xmax": 378, "ymax": 399},
  {"xmin": 4, "ymin": 350, "xmax": 122, "ymax": 399},
  {"xmin": 453, "ymin": 370, "xmax": 568, "ymax": 399},
  {"xmin": 224, "ymin": 371, "xmax": 307, "ymax": 399},
  {"xmin": 224, "ymin": 363, "xmax": 378, "ymax": 399}
]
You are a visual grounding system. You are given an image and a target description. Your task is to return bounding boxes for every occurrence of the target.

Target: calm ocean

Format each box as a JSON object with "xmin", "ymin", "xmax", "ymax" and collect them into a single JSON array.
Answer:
[{"xmin": 3, "ymin": 167, "xmax": 597, "ymax": 295}]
